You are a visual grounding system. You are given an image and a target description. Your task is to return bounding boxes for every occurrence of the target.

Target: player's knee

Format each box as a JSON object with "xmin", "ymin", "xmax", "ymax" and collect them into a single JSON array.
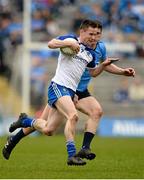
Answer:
[
  {"xmin": 43, "ymin": 127, "xmax": 55, "ymax": 136},
  {"xmin": 44, "ymin": 130, "xmax": 54, "ymax": 136},
  {"xmin": 90, "ymin": 107, "xmax": 103, "ymax": 120},
  {"xmin": 69, "ymin": 112, "xmax": 79, "ymax": 123}
]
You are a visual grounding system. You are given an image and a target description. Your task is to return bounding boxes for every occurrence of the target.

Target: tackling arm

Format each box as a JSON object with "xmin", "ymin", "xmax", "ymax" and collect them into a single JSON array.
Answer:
[
  {"xmin": 89, "ymin": 59, "xmax": 113, "ymax": 77},
  {"xmin": 104, "ymin": 64, "xmax": 135, "ymax": 77}
]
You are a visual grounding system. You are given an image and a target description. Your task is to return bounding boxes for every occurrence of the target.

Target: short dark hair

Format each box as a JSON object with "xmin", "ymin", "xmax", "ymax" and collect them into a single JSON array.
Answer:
[{"xmin": 80, "ymin": 19, "xmax": 102, "ymax": 31}]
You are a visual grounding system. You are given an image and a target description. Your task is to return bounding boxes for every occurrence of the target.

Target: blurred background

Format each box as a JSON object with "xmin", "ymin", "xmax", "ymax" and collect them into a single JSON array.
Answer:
[{"xmin": 0, "ymin": 0, "xmax": 144, "ymax": 136}]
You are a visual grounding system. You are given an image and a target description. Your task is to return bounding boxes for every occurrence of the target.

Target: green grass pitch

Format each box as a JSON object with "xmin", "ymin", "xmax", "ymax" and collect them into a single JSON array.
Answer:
[{"xmin": 0, "ymin": 134, "xmax": 144, "ymax": 179}]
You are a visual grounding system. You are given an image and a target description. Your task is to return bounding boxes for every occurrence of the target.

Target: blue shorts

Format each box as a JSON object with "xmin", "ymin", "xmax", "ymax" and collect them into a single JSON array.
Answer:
[{"xmin": 48, "ymin": 82, "xmax": 75, "ymax": 107}]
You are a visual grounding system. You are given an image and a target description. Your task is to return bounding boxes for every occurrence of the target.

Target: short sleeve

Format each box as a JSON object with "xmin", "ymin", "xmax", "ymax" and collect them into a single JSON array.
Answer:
[{"xmin": 87, "ymin": 49, "xmax": 98, "ymax": 68}]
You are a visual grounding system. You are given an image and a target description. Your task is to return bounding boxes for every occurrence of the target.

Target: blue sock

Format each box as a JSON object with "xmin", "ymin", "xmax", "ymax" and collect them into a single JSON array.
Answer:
[
  {"xmin": 21, "ymin": 117, "xmax": 34, "ymax": 127},
  {"xmin": 66, "ymin": 141, "xmax": 76, "ymax": 158}
]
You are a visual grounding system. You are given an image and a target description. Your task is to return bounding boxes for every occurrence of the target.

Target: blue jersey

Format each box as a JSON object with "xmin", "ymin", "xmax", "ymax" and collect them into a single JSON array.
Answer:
[{"xmin": 77, "ymin": 41, "xmax": 107, "ymax": 92}]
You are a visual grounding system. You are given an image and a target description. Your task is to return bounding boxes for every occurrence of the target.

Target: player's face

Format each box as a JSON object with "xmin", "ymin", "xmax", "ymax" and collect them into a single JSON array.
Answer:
[{"xmin": 80, "ymin": 27, "xmax": 102, "ymax": 49}]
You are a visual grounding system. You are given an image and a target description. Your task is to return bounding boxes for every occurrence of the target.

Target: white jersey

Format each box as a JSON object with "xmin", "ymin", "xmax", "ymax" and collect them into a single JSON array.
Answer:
[{"xmin": 52, "ymin": 35, "xmax": 96, "ymax": 91}]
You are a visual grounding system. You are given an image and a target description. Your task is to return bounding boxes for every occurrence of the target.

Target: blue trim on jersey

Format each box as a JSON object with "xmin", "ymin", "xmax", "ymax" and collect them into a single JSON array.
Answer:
[
  {"xmin": 48, "ymin": 82, "xmax": 75, "ymax": 107},
  {"xmin": 79, "ymin": 45, "xmax": 97, "ymax": 68},
  {"xmin": 77, "ymin": 41, "xmax": 107, "ymax": 92},
  {"xmin": 86, "ymin": 47, "xmax": 98, "ymax": 68},
  {"xmin": 56, "ymin": 34, "xmax": 78, "ymax": 41}
]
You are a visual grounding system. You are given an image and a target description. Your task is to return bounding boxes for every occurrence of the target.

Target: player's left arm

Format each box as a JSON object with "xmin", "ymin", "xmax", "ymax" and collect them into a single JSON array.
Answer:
[{"xmin": 104, "ymin": 63, "xmax": 135, "ymax": 77}]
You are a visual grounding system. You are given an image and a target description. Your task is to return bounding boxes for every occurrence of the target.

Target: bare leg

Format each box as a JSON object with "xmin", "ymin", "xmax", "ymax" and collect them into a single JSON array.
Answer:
[
  {"xmin": 32, "ymin": 96, "xmax": 86, "ymax": 165},
  {"xmin": 75, "ymin": 96, "xmax": 102, "ymax": 159},
  {"xmin": 33, "ymin": 107, "xmax": 64, "ymax": 136},
  {"xmin": 76, "ymin": 96, "xmax": 102, "ymax": 134},
  {"xmin": 51, "ymin": 96, "xmax": 86, "ymax": 165},
  {"xmin": 55, "ymin": 96, "xmax": 78, "ymax": 141}
]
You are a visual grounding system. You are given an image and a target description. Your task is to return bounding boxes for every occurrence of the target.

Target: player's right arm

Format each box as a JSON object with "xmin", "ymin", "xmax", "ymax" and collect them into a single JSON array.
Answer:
[{"xmin": 48, "ymin": 38, "xmax": 80, "ymax": 53}]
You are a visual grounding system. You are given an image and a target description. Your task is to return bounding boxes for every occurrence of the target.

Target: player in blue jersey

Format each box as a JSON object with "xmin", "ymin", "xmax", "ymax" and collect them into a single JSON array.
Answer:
[
  {"xmin": 2, "ymin": 19, "xmax": 135, "ymax": 164},
  {"xmin": 2, "ymin": 19, "xmax": 114, "ymax": 166}
]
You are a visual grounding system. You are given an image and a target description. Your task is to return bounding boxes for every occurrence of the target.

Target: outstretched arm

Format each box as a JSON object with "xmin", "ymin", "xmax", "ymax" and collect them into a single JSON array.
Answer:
[
  {"xmin": 89, "ymin": 58, "xmax": 114, "ymax": 77},
  {"xmin": 104, "ymin": 63, "xmax": 135, "ymax": 77}
]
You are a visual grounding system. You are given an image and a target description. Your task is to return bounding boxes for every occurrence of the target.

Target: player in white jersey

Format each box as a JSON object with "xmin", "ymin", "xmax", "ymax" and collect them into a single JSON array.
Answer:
[
  {"xmin": 51, "ymin": 43, "xmax": 95, "ymax": 91},
  {"xmin": 4, "ymin": 19, "xmax": 113, "ymax": 166}
]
